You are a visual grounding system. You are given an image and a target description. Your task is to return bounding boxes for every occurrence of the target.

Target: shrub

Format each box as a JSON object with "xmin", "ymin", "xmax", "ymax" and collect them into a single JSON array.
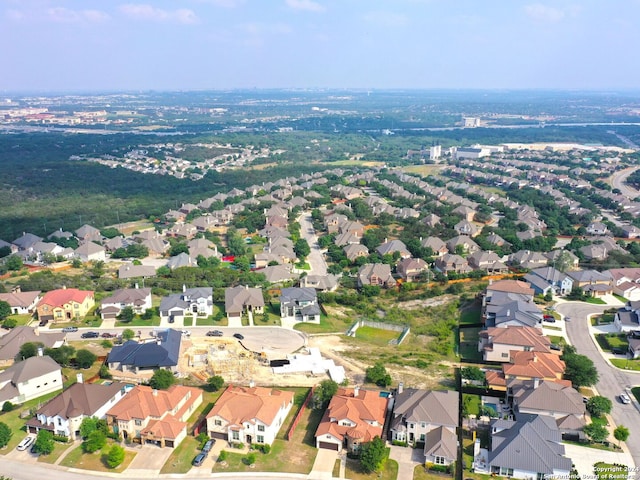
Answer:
[
  {"xmin": 260, "ymin": 444, "xmax": 271, "ymax": 454},
  {"xmin": 2, "ymin": 401, "xmax": 14, "ymax": 412},
  {"xmin": 391, "ymin": 440, "xmax": 408, "ymax": 447},
  {"xmin": 106, "ymin": 444, "xmax": 125, "ymax": 468},
  {"xmin": 245, "ymin": 452, "xmax": 256, "ymax": 465},
  {"xmin": 218, "ymin": 450, "xmax": 228, "ymax": 462},
  {"xmin": 99, "ymin": 365, "xmax": 112, "ymax": 379}
]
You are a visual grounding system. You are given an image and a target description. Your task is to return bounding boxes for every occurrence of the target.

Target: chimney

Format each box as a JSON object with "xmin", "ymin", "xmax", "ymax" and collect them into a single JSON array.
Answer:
[
  {"xmin": 182, "ymin": 284, "xmax": 186, "ymax": 293},
  {"xmin": 398, "ymin": 382, "xmax": 404, "ymax": 394},
  {"xmin": 135, "ymin": 283, "xmax": 139, "ymax": 289},
  {"xmin": 533, "ymin": 377, "xmax": 540, "ymax": 389},
  {"xmin": 37, "ymin": 347, "xmax": 44, "ymax": 357},
  {"xmin": 63, "ymin": 285, "xmax": 67, "ymax": 290},
  {"xmin": 76, "ymin": 373, "xmax": 83, "ymax": 384},
  {"xmin": 249, "ymin": 380, "xmax": 255, "ymax": 388},
  {"xmin": 354, "ymin": 385, "xmax": 360, "ymax": 397},
  {"xmin": 152, "ymin": 389, "xmax": 158, "ymax": 396}
]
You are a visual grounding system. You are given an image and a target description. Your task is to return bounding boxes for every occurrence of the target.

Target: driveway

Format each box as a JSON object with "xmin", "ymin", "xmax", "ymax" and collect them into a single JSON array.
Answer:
[
  {"xmin": 564, "ymin": 443, "xmax": 633, "ymax": 479},
  {"xmin": 310, "ymin": 447, "xmax": 339, "ymax": 479},
  {"xmin": 298, "ymin": 211, "xmax": 328, "ymax": 277},
  {"xmin": 388, "ymin": 444, "xmax": 422, "ymax": 480},
  {"xmin": 556, "ymin": 301, "xmax": 640, "ymax": 469},
  {"xmin": 124, "ymin": 443, "xmax": 174, "ymax": 472}
]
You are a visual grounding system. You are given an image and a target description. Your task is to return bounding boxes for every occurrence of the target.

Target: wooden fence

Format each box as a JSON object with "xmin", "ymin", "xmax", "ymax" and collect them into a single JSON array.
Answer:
[{"xmin": 286, "ymin": 386, "xmax": 315, "ymax": 441}]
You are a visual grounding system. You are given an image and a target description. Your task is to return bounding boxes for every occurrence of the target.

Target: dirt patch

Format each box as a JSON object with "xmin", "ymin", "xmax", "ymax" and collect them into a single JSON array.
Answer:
[{"xmin": 391, "ymin": 294, "xmax": 455, "ymax": 310}]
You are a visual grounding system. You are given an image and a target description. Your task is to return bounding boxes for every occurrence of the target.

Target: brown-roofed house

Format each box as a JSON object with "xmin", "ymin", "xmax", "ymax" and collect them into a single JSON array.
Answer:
[
  {"xmin": 479, "ymin": 326, "xmax": 552, "ymax": 362},
  {"xmin": 0, "ymin": 355, "xmax": 62, "ymax": 408},
  {"xmin": 206, "ymin": 385, "xmax": 294, "ymax": 445},
  {"xmin": 0, "ymin": 288, "xmax": 41, "ymax": 315},
  {"xmin": 0, "ymin": 326, "xmax": 66, "ymax": 367},
  {"xmin": 106, "ymin": 384, "xmax": 202, "ymax": 447},
  {"xmin": 27, "ymin": 380, "xmax": 128, "ymax": 440},
  {"xmin": 315, "ymin": 387, "xmax": 387, "ymax": 452}
]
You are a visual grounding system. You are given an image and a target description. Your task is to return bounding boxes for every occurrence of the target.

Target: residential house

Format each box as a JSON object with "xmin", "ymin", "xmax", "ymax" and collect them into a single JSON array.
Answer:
[
  {"xmin": 334, "ymin": 231, "xmax": 361, "ymax": 246},
  {"xmin": 339, "ymin": 221, "xmax": 366, "ymax": 238},
  {"xmin": 605, "ymin": 268, "xmax": 640, "ymax": 301},
  {"xmin": 27, "ymin": 380, "xmax": 128, "ymax": 440},
  {"xmin": 454, "ymin": 220, "xmax": 481, "ymax": 237},
  {"xmin": 486, "ymin": 351, "xmax": 567, "ymax": 391},
  {"xmin": 544, "ymin": 250, "xmax": 579, "ymax": 270},
  {"xmin": 621, "ymin": 225, "xmax": 640, "ymax": 239},
  {"xmin": 435, "ymin": 254, "xmax": 472, "ymax": 275},
  {"xmin": 467, "ymin": 251, "xmax": 508, "ymax": 274},
  {"xmin": 206, "ymin": 385, "xmax": 294, "ymax": 445},
  {"xmin": 159, "ymin": 287, "xmax": 213, "ymax": 324},
  {"xmin": 324, "ymin": 213, "xmax": 348, "ymax": 233},
  {"xmin": 100, "ymin": 287, "xmax": 152, "ymax": 320},
  {"xmin": 480, "ymin": 414, "xmax": 572, "ymax": 479},
  {"xmin": 422, "ymin": 214, "xmax": 441, "ymax": 228},
  {"xmin": 36, "ymin": 288, "xmax": 95, "ymax": 323},
  {"xmin": 478, "ymin": 326, "xmax": 552, "ymax": 362},
  {"xmin": 509, "ymin": 250, "xmax": 548, "ymax": 270},
  {"xmin": 106, "ymin": 329, "xmax": 182, "ymax": 374},
  {"xmin": 261, "ymin": 264, "xmax": 299, "ymax": 283},
  {"xmin": 12, "ymin": 232, "xmax": 43, "ymax": 251},
  {"xmin": 74, "ymin": 224, "xmax": 102, "ymax": 243},
  {"xmin": 389, "ymin": 388, "xmax": 458, "ymax": 466},
  {"xmin": 224, "ymin": 286, "xmax": 265, "ymax": 322},
  {"xmin": 579, "ymin": 244, "xmax": 609, "ymax": 262},
  {"xmin": 166, "ymin": 252, "xmax": 197, "ymax": 269},
  {"xmin": 446, "ymin": 235, "xmax": 479, "ymax": 255},
  {"xmin": 566, "ymin": 270, "xmax": 612, "ymax": 297},
  {"xmin": 510, "ymin": 379, "xmax": 586, "ymax": 438},
  {"xmin": 315, "ymin": 387, "xmax": 387, "ymax": 452},
  {"xmin": 300, "ymin": 274, "xmax": 339, "ymax": 292},
  {"xmin": 524, "ymin": 267, "xmax": 573, "ymax": 296},
  {"xmin": 376, "ymin": 240, "xmax": 411, "ymax": 259},
  {"xmin": 484, "ymin": 291, "xmax": 543, "ymax": 329},
  {"xmin": 357, "ymin": 264, "xmax": 396, "ymax": 288},
  {"xmin": 486, "ymin": 233, "xmax": 509, "ymax": 248},
  {"xmin": 0, "ymin": 355, "xmax": 62, "ymax": 409},
  {"xmin": 74, "ymin": 242, "xmax": 106, "ymax": 263},
  {"xmin": 118, "ymin": 264, "xmax": 157, "ymax": 280},
  {"xmin": 396, "ymin": 258, "xmax": 429, "ymax": 282},
  {"xmin": 280, "ymin": 287, "xmax": 321, "ymax": 324},
  {"xmin": 421, "ymin": 237, "xmax": 448, "ymax": 257},
  {"xmin": 614, "ymin": 307, "xmax": 640, "ymax": 333},
  {"xmin": 586, "ymin": 222, "xmax": 608, "ymax": 236},
  {"xmin": 344, "ymin": 244, "xmax": 369, "ymax": 262},
  {"xmin": 0, "ymin": 288, "xmax": 41, "ymax": 314},
  {"xmin": 106, "ymin": 384, "xmax": 203, "ymax": 447},
  {"xmin": 0, "ymin": 327, "xmax": 66, "ymax": 367},
  {"xmin": 452, "ymin": 205, "xmax": 476, "ymax": 221}
]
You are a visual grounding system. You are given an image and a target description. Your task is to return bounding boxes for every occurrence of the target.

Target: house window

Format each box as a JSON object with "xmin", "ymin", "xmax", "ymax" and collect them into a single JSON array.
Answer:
[
  {"xmin": 257, "ymin": 435, "xmax": 264, "ymax": 443},
  {"xmin": 58, "ymin": 418, "xmax": 62, "ymax": 425},
  {"xmin": 501, "ymin": 353, "xmax": 509, "ymax": 358},
  {"xmin": 434, "ymin": 456, "xmax": 445, "ymax": 465},
  {"xmin": 537, "ymin": 474, "xmax": 545, "ymax": 480},
  {"xmin": 232, "ymin": 431, "xmax": 240, "ymax": 440},
  {"xmin": 420, "ymin": 423, "xmax": 426, "ymax": 428},
  {"xmin": 419, "ymin": 434, "xmax": 425, "ymax": 442},
  {"xmin": 135, "ymin": 419, "xmax": 142, "ymax": 426},
  {"xmin": 214, "ymin": 420, "xmax": 222, "ymax": 426},
  {"xmin": 257, "ymin": 425, "xmax": 265, "ymax": 432},
  {"xmin": 409, "ymin": 423, "xmax": 414, "ymax": 429}
]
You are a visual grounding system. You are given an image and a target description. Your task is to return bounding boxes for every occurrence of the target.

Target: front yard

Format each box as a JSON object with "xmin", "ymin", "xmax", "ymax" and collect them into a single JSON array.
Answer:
[
  {"xmin": 345, "ymin": 453, "xmax": 398, "ymax": 480},
  {"xmin": 58, "ymin": 440, "xmax": 136, "ymax": 472}
]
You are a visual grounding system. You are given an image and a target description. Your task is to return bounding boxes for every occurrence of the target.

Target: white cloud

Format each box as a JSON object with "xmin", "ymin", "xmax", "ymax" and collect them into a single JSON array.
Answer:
[
  {"xmin": 364, "ymin": 11, "xmax": 409, "ymax": 28},
  {"xmin": 285, "ymin": 0, "xmax": 325, "ymax": 13},
  {"xmin": 46, "ymin": 7, "xmax": 110, "ymax": 23},
  {"xmin": 524, "ymin": 4, "xmax": 565, "ymax": 22},
  {"xmin": 119, "ymin": 4, "xmax": 199, "ymax": 24}
]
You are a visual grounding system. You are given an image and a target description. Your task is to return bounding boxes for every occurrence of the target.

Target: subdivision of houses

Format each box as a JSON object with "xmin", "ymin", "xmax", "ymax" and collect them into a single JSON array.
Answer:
[
  {"xmin": 27, "ymin": 379, "xmax": 128, "ymax": 440},
  {"xmin": 389, "ymin": 387, "xmax": 459, "ymax": 466},
  {"xmin": 106, "ymin": 384, "xmax": 202, "ymax": 447},
  {"xmin": 206, "ymin": 385, "xmax": 294, "ymax": 445},
  {"xmin": 315, "ymin": 386, "xmax": 387, "ymax": 452}
]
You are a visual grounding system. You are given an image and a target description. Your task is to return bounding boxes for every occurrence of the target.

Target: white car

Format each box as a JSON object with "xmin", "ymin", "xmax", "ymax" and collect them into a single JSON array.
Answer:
[
  {"xmin": 620, "ymin": 393, "xmax": 631, "ymax": 404},
  {"xmin": 16, "ymin": 436, "xmax": 35, "ymax": 451}
]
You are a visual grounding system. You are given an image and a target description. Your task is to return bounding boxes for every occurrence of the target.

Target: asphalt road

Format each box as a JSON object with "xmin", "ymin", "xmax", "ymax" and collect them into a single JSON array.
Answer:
[
  {"xmin": 556, "ymin": 302, "xmax": 640, "ymax": 467},
  {"xmin": 609, "ymin": 166, "xmax": 640, "ymax": 199},
  {"xmin": 298, "ymin": 211, "xmax": 328, "ymax": 276}
]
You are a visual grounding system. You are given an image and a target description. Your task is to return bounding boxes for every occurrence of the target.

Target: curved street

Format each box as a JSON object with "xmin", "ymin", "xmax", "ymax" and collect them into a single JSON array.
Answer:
[
  {"xmin": 609, "ymin": 166, "xmax": 640, "ymax": 199},
  {"xmin": 298, "ymin": 211, "xmax": 328, "ymax": 277},
  {"xmin": 556, "ymin": 302, "xmax": 640, "ymax": 467}
]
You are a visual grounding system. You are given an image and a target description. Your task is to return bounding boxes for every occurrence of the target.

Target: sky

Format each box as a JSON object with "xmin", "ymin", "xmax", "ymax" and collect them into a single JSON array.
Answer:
[{"xmin": 1, "ymin": 0, "xmax": 639, "ymax": 92}]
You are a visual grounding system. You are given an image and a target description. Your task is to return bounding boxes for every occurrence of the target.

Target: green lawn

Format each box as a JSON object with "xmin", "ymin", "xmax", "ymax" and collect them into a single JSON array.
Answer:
[
  {"xmin": 461, "ymin": 437, "xmax": 494, "ymax": 480},
  {"xmin": 596, "ymin": 334, "xmax": 629, "ymax": 352},
  {"xmin": 612, "ymin": 294, "xmax": 628, "ymax": 304},
  {"xmin": 294, "ymin": 313, "xmax": 352, "ymax": 334},
  {"xmin": 594, "ymin": 462, "xmax": 627, "ymax": 480},
  {"xmin": 592, "ymin": 313, "xmax": 615, "ymax": 326},
  {"xmin": 610, "ymin": 359, "xmax": 640, "ymax": 371},
  {"xmin": 460, "ymin": 304, "xmax": 482, "ymax": 325},
  {"xmin": 631, "ymin": 387, "xmax": 640, "ymax": 402},
  {"xmin": 115, "ymin": 317, "xmax": 159, "ymax": 327},
  {"xmin": 36, "ymin": 440, "xmax": 72, "ymax": 464},
  {"xmin": 463, "ymin": 394, "xmax": 481, "ymax": 416},
  {"xmin": 5, "ymin": 314, "xmax": 33, "ymax": 327},
  {"xmin": 586, "ymin": 297, "xmax": 607, "ymax": 305},
  {"xmin": 459, "ymin": 327, "xmax": 482, "ymax": 361},
  {"xmin": 58, "ymin": 441, "xmax": 136, "ymax": 472},
  {"xmin": 355, "ymin": 326, "xmax": 401, "ymax": 346},
  {"xmin": 547, "ymin": 335, "xmax": 567, "ymax": 346},
  {"xmin": 563, "ymin": 439, "xmax": 620, "ymax": 452},
  {"xmin": 345, "ymin": 455, "xmax": 398, "ymax": 480}
]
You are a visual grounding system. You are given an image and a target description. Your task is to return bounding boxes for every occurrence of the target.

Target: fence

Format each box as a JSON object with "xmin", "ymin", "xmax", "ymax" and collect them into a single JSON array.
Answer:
[
  {"xmin": 346, "ymin": 319, "xmax": 409, "ymax": 345},
  {"xmin": 286, "ymin": 386, "xmax": 315, "ymax": 441}
]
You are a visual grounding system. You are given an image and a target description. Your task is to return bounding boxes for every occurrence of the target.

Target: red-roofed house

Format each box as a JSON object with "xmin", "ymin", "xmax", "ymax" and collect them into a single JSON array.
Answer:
[
  {"xmin": 106, "ymin": 385, "xmax": 202, "ymax": 447},
  {"xmin": 36, "ymin": 288, "xmax": 95, "ymax": 323},
  {"xmin": 486, "ymin": 350, "xmax": 568, "ymax": 391},
  {"xmin": 206, "ymin": 385, "xmax": 294, "ymax": 445},
  {"xmin": 315, "ymin": 387, "xmax": 387, "ymax": 452}
]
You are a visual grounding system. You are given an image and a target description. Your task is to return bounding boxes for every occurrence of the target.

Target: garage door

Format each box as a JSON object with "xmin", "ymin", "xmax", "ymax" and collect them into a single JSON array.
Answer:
[
  {"xmin": 211, "ymin": 432, "xmax": 227, "ymax": 440},
  {"xmin": 318, "ymin": 441, "xmax": 339, "ymax": 451}
]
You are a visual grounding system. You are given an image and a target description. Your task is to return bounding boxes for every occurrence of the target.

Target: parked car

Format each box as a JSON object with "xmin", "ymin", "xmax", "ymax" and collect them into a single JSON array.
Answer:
[
  {"xmin": 543, "ymin": 315, "xmax": 556, "ymax": 323},
  {"xmin": 202, "ymin": 439, "xmax": 215, "ymax": 453},
  {"xmin": 62, "ymin": 326, "xmax": 78, "ymax": 332},
  {"xmin": 206, "ymin": 330, "xmax": 223, "ymax": 337},
  {"xmin": 181, "ymin": 330, "xmax": 191, "ymax": 337},
  {"xmin": 38, "ymin": 319, "xmax": 48, "ymax": 327},
  {"xmin": 192, "ymin": 452, "xmax": 206, "ymax": 467},
  {"xmin": 101, "ymin": 332, "xmax": 115, "ymax": 338},
  {"xmin": 81, "ymin": 331, "xmax": 99, "ymax": 339},
  {"xmin": 233, "ymin": 333, "xmax": 244, "ymax": 340},
  {"xmin": 550, "ymin": 344, "xmax": 562, "ymax": 351},
  {"xmin": 16, "ymin": 436, "xmax": 35, "ymax": 451},
  {"xmin": 619, "ymin": 393, "xmax": 631, "ymax": 404}
]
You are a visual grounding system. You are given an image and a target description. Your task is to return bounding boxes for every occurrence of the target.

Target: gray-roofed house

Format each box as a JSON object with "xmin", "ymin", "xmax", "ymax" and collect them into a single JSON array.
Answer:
[
  {"xmin": 74, "ymin": 241, "xmax": 106, "ymax": 263},
  {"xmin": 100, "ymin": 287, "xmax": 153, "ymax": 320},
  {"xmin": 280, "ymin": 287, "xmax": 321, "ymax": 324},
  {"xmin": 510, "ymin": 379, "xmax": 586, "ymax": 439},
  {"xmin": 614, "ymin": 308, "xmax": 639, "ymax": 333},
  {"xmin": 12, "ymin": 232, "xmax": 43, "ymax": 251},
  {"xmin": 389, "ymin": 388, "xmax": 459, "ymax": 466},
  {"xmin": 435, "ymin": 254, "xmax": 472, "ymax": 274},
  {"xmin": 0, "ymin": 355, "xmax": 62, "ymax": 409},
  {"xmin": 0, "ymin": 327, "xmax": 67, "ymax": 367},
  {"xmin": 396, "ymin": 258, "xmax": 429, "ymax": 282},
  {"xmin": 422, "ymin": 213, "xmax": 441, "ymax": 228},
  {"xmin": 159, "ymin": 286, "xmax": 213, "ymax": 325},
  {"xmin": 421, "ymin": 237, "xmax": 448, "ymax": 257},
  {"xmin": 357, "ymin": 264, "xmax": 396, "ymax": 288},
  {"xmin": 107, "ymin": 329, "xmax": 182, "ymax": 374},
  {"xmin": 118, "ymin": 264, "xmax": 157, "ymax": 280},
  {"xmin": 300, "ymin": 274, "xmax": 339, "ymax": 292},
  {"xmin": 509, "ymin": 250, "xmax": 548, "ymax": 270},
  {"xmin": 376, "ymin": 240, "xmax": 411, "ymax": 259},
  {"xmin": 446, "ymin": 235, "xmax": 479, "ymax": 254},
  {"xmin": 454, "ymin": 220, "xmax": 481, "ymax": 237},
  {"xmin": 166, "ymin": 252, "xmax": 197, "ymax": 269},
  {"xmin": 479, "ymin": 414, "xmax": 572, "ymax": 479},
  {"xmin": 484, "ymin": 293, "xmax": 543, "ymax": 329},
  {"xmin": 224, "ymin": 286, "xmax": 265, "ymax": 323},
  {"xmin": 467, "ymin": 251, "xmax": 508, "ymax": 273},
  {"xmin": 26, "ymin": 380, "xmax": 129, "ymax": 440},
  {"xmin": 525, "ymin": 267, "xmax": 573, "ymax": 296},
  {"xmin": 0, "ymin": 288, "xmax": 41, "ymax": 314},
  {"xmin": 344, "ymin": 244, "xmax": 369, "ymax": 262},
  {"xmin": 261, "ymin": 264, "xmax": 299, "ymax": 284},
  {"xmin": 75, "ymin": 224, "xmax": 102, "ymax": 243}
]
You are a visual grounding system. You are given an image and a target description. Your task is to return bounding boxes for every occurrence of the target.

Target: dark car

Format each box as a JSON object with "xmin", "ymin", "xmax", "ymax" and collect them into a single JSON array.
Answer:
[
  {"xmin": 543, "ymin": 315, "xmax": 556, "ymax": 323},
  {"xmin": 202, "ymin": 439, "xmax": 215, "ymax": 453},
  {"xmin": 550, "ymin": 344, "xmax": 562, "ymax": 351},
  {"xmin": 192, "ymin": 453, "xmax": 206, "ymax": 467},
  {"xmin": 233, "ymin": 333, "xmax": 245, "ymax": 340},
  {"xmin": 101, "ymin": 332, "xmax": 115, "ymax": 338},
  {"xmin": 38, "ymin": 319, "xmax": 48, "ymax": 327},
  {"xmin": 62, "ymin": 326, "xmax": 78, "ymax": 333},
  {"xmin": 81, "ymin": 331, "xmax": 99, "ymax": 339},
  {"xmin": 206, "ymin": 330, "xmax": 223, "ymax": 337}
]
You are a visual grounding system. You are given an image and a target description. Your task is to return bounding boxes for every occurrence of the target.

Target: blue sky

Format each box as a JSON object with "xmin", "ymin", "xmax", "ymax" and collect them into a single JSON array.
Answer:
[{"xmin": 2, "ymin": 0, "xmax": 639, "ymax": 92}]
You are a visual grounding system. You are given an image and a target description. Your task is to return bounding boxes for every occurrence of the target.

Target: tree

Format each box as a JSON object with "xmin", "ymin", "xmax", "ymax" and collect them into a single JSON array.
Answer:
[
  {"xmin": 245, "ymin": 452, "xmax": 256, "ymax": 465},
  {"xmin": 16, "ymin": 342, "xmax": 44, "ymax": 361},
  {"xmin": 586, "ymin": 396, "xmax": 612, "ymax": 418},
  {"xmin": 0, "ymin": 301, "xmax": 11, "ymax": 320},
  {"xmin": 122, "ymin": 328, "xmax": 136, "ymax": 341},
  {"xmin": 80, "ymin": 417, "xmax": 98, "ymax": 439},
  {"xmin": 45, "ymin": 345, "xmax": 75, "ymax": 366},
  {"xmin": 149, "ymin": 369, "xmax": 176, "ymax": 390},
  {"xmin": 583, "ymin": 422, "xmax": 609, "ymax": 444},
  {"xmin": 75, "ymin": 349, "xmax": 97, "ymax": 369},
  {"xmin": 82, "ymin": 430, "xmax": 106, "ymax": 453},
  {"xmin": 563, "ymin": 352, "xmax": 599, "ymax": 387},
  {"xmin": 5, "ymin": 255, "xmax": 23, "ymax": 271},
  {"xmin": 106, "ymin": 444, "xmax": 125, "ymax": 468},
  {"xmin": 117, "ymin": 306, "xmax": 135, "ymax": 323},
  {"xmin": 365, "ymin": 363, "xmax": 392, "ymax": 387},
  {"xmin": 360, "ymin": 436, "xmax": 387, "ymax": 473},
  {"xmin": 99, "ymin": 365, "xmax": 113, "ymax": 379},
  {"xmin": 613, "ymin": 425, "xmax": 630, "ymax": 446},
  {"xmin": 1, "ymin": 318, "xmax": 17, "ymax": 329},
  {"xmin": 0, "ymin": 422, "xmax": 11, "ymax": 448},
  {"xmin": 294, "ymin": 238, "xmax": 311, "ymax": 260},
  {"xmin": 312, "ymin": 379, "xmax": 339, "ymax": 409},
  {"xmin": 33, "ymin": 429, "xmax": 55, "ymax": 455},
  {"xmin": 460, "ymin": 366, "xmax": 485, "ymax": 382},
  {"xmin": 207, "ymin": 375, "xmax": 225, "ymax": 392}
]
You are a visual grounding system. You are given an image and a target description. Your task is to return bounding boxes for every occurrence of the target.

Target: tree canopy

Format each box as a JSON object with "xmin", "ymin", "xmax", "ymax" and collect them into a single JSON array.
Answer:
[
  {"xmin": 149, "ymin": 369, "xmax": 176, "ymax": 390},
  {"xmin": 365, "ymin": 363, "xmax": 392, "ymax": 387},
  {"xmin": 360, "ymin": 436, "xmax": 387, "ymax": 473}
]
